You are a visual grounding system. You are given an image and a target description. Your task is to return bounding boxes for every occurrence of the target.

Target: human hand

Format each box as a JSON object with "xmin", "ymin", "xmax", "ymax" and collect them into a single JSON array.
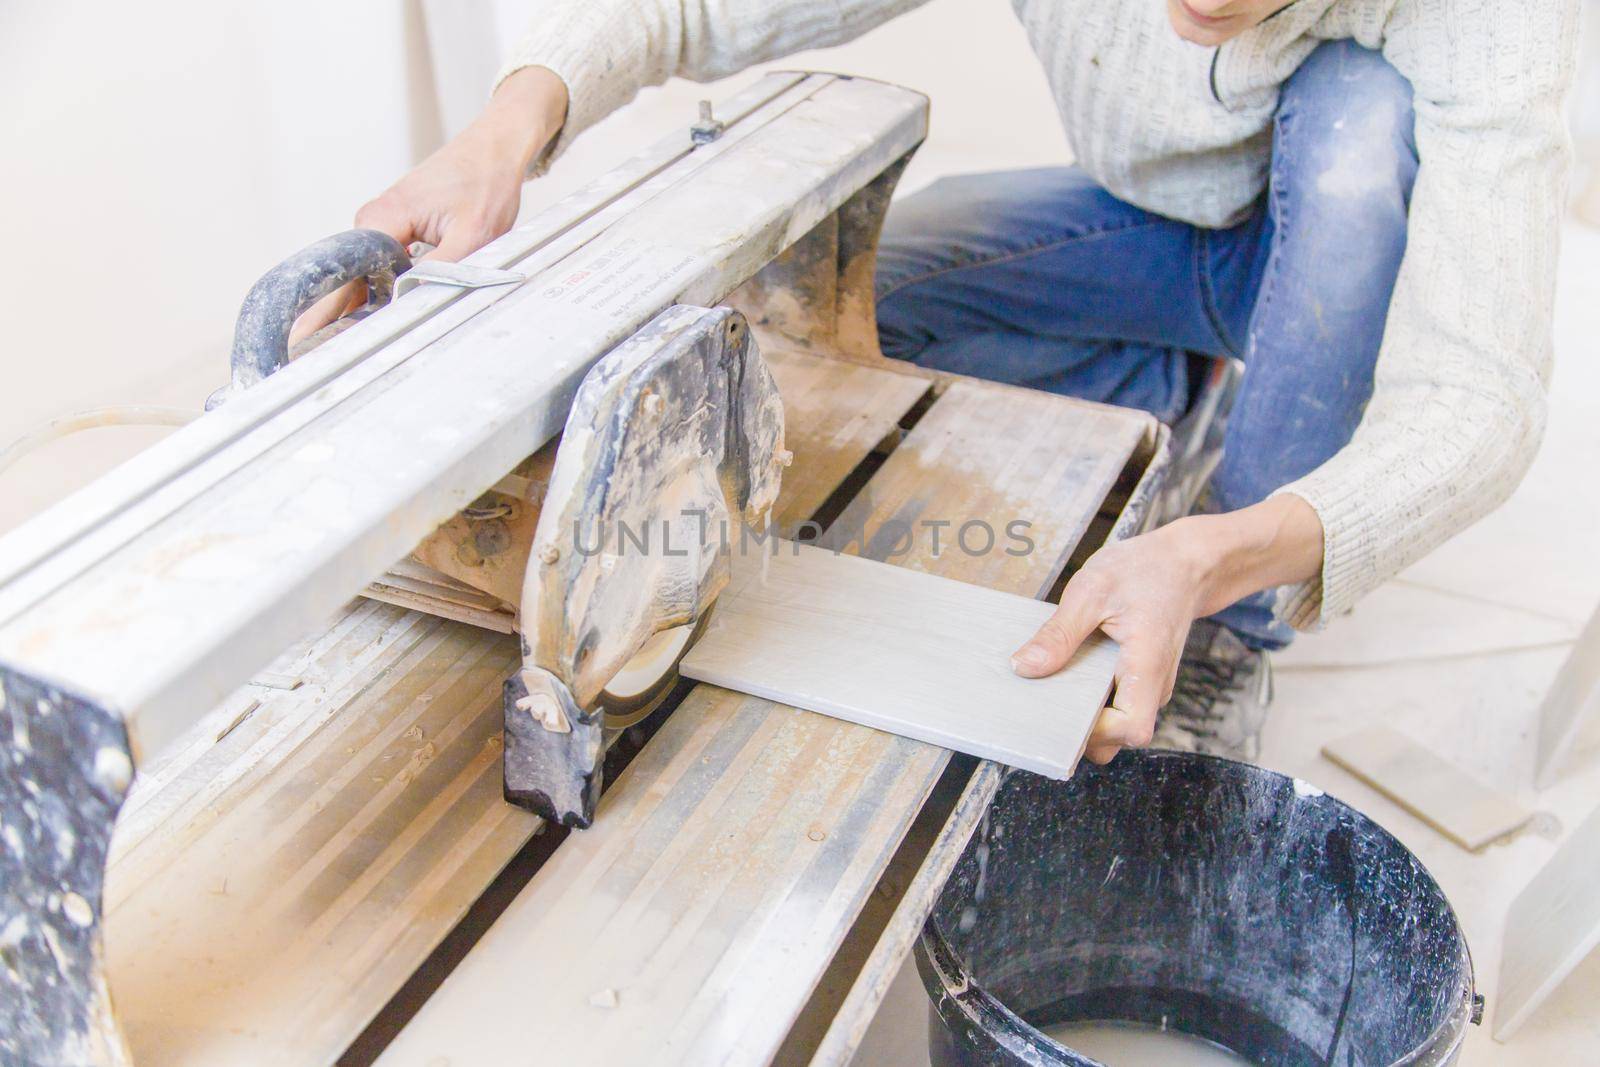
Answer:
[
  {"xmin": 291, "ymin": 65, "xmax": 569, "ymax": 343},
  {"xmin": 1010, "ymin": 496, "xmax": 1323, "ymax": 764}
]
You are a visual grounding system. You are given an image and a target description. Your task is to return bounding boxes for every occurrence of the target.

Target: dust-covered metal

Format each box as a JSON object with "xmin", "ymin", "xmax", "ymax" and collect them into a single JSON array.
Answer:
[
  {"xmin": 505, "ymin": 304, "xmax": 785, "ymax": 826},
  {"xmin": 0, "ymin": 668, "xmax": 132, "ymax": 1067},
  {"xmin": 210, "ymin": 228, "xmax": 411, "ymax": 409},
  {"xmin": 0, "ymin": 72, "xmax": 925, "ymax": 765}
]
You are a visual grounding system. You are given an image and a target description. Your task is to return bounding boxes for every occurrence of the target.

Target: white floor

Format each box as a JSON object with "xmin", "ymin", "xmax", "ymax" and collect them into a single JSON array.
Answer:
[{"xmin": 850, "ymin": 222, "xmax": 1600, "ymax": 1065}]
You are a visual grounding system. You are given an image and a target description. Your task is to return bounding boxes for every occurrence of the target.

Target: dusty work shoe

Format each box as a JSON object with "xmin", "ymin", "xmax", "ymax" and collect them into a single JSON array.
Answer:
[{"xmin": 1151, "ymin": 620, "xmax": 1274, "ymax": 761}]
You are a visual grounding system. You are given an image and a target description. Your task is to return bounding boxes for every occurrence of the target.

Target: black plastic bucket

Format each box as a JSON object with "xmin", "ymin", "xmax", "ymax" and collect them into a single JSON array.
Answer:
[{"xmin": 917, "ymin": 752, "xmax": 1478, "ymax": 1066}]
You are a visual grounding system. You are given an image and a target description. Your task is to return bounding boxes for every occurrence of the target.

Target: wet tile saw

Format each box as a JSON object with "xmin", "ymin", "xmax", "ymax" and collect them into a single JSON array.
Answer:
[{"xmin": 0, "ymin": 73, "xmax": 928, "ymax": 1064}]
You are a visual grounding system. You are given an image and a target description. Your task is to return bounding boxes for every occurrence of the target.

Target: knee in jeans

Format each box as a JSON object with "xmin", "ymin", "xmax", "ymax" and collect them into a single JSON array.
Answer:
[
  {"xmin": 1279, "ymin": 41, "xmax": 1419, "ymax": 216},
  {"xmin": 873, "ymin": 290, "xmax": 923, "ymax": 362}
]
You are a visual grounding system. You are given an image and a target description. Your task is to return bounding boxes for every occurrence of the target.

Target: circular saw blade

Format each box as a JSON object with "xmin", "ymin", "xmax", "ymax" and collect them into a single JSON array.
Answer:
[{"xmin": 597, "ymin": 608, "xmax": 715, "ymax": 730}]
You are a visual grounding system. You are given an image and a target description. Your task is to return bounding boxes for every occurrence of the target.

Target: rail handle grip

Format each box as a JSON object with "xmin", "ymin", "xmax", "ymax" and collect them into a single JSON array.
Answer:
[{"xmin": 210, "ymin": 228, "xmax": 410, "ymax": 408}]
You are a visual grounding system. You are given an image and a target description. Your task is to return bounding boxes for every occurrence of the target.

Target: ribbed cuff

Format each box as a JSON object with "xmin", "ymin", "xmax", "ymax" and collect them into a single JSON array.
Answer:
[
  {"xmin": 1269, "ymin": 478, "xmax": 1374, "ymax": 632},
  {"xmin": 496, "ymin": 16, "xmax": 627, "ymax": 177}
]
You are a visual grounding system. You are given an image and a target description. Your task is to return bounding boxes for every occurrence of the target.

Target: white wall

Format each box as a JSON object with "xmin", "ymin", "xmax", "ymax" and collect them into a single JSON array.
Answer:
[
  {"xmin": 0, "ymin": 1, "xmax": 429, "ymax": 528},
  {"xmin": 0, "ymin": 0, "xmax": 1063, "ymax": 534}
]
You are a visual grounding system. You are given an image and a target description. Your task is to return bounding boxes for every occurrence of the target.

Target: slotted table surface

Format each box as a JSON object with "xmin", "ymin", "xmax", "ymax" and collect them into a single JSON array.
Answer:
[
  {"xmin": 376, "ymin": 364, "xmax": 1151, "ymax": 1066},
  {"xmin": 103, "ymin": 348, "xmax": 933, "ymax": 1066}
]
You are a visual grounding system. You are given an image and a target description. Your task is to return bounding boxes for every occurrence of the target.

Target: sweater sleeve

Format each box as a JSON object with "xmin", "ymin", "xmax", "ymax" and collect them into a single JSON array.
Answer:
[
  {"xmin": 497, "ymin": 0, "xmax": 929, "ymax": 171},
  {"xmin": 1272, "ymin": 0, "xmax": 1578, "ymax": 630}
]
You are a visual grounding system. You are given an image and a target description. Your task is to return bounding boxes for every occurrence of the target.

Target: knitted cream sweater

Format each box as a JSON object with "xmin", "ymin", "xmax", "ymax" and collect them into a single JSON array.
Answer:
[{"xmin": 501, "ymin": 0, "xmax": 1577, "ymax": 629}]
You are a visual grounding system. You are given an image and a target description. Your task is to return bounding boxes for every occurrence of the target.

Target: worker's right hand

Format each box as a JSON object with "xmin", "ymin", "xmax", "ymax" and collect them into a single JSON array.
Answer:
[
  {"xmin": 1011, "ymin": 525, "xmax": 1206, "ymax": 765},
  {"xmin": 291, "ymin": 66, "xmax": 570, "ymax": 344},
  {"xmin": 1009, "ymin": 496, "xmax": 1324, "ymax": 765}
]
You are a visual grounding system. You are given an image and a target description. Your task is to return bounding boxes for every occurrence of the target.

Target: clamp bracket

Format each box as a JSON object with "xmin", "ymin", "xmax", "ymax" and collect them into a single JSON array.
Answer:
[{"xmin": 393, "ymin": 260, "xmax": 527, "ymax": 298}]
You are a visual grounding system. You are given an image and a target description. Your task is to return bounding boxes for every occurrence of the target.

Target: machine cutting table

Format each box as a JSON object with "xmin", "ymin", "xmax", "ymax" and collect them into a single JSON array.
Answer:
[{"xmin": 0, "ymin": 72, "xmax": 1178, "ymax": 1066}]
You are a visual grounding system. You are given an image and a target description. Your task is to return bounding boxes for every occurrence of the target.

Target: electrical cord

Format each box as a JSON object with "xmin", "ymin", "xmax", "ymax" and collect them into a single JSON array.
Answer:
[{"xmin": 0, "ymin": 405, "xmax": 198, "ymax": 478}]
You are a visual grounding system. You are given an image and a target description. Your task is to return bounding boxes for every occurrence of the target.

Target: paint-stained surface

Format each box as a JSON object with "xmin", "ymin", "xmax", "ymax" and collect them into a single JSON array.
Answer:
[{"xmin": 0, "ymin": 668, "xmax": 133, "ymax": 1066}]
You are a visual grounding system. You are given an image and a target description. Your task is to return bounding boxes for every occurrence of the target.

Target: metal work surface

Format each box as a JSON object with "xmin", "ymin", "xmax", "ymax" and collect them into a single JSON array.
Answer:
[
  {"xmin": 376, "ymin": 368, "xmax": 1153, "ymax": 1067},
  {"xmin": 83, "ymin": 347, "xmax": 929, "ymax": 1067},
  {"xmin": 105, "ymin": 603, "xmax": 527, "ymax": 1065}
]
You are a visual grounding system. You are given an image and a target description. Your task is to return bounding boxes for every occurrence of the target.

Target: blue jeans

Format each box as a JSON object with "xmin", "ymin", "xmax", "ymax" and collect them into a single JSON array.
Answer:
[{"xmin": 874, "ymin": 40, "xmax": 1418, "ymax": 650}]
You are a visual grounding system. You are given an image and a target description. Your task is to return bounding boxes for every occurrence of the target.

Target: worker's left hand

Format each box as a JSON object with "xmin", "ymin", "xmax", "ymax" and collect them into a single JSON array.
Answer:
[
  {"xmin": 287, "ymin": 141, "xmax": 523, "ymax": 348},
  {"xmin": 290, "ymin": 66, "xmax": 570, "ymax": 346},
  {"xmin": 1009, "ymin": 497, "xmax": 1324, "ymax": 764}
]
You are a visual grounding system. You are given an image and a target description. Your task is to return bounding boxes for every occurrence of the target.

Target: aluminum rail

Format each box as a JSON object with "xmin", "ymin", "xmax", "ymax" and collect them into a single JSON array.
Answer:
[{"xmin": 0, "ymin": 73, "xmax": 926, "ymax": 761}]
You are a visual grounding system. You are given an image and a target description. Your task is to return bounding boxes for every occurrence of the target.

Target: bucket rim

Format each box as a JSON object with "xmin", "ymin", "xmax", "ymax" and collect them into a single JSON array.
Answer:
[{"xmin": 916, "ymin": 751, "xmax": 1479, "ymax": 1067}]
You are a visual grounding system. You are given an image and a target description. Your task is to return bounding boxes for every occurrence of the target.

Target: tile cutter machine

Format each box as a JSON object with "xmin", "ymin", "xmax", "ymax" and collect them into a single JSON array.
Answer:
[{"xmin": 0, "ymin": 72, "xmax": 1192, "ymax": 1065}]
